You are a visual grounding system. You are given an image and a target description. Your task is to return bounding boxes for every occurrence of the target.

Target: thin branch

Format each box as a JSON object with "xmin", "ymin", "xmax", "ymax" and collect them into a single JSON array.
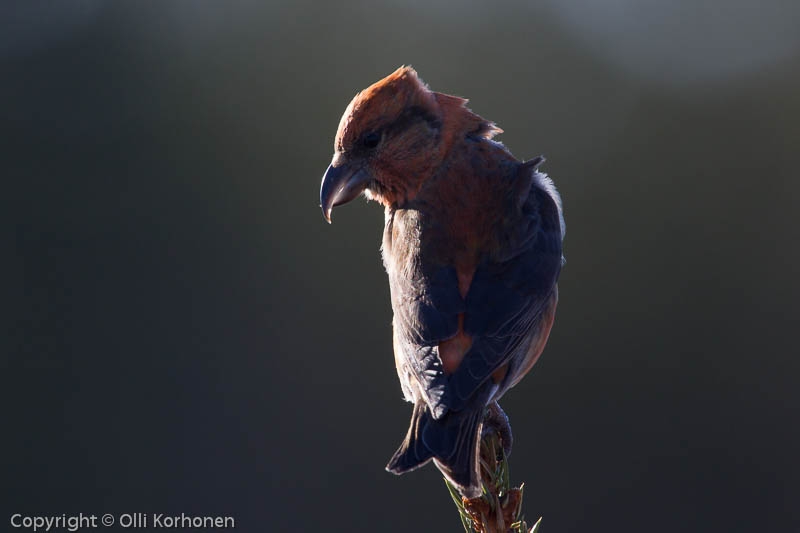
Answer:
[{"xmin": 445, "ymin": 424, "xmax": 541, "ymax": 533}]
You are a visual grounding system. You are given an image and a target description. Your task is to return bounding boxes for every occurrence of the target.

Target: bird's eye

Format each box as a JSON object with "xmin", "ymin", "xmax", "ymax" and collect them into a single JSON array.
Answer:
[{"xmin": 362, "ymin": 131, "xmax": 381, "ymax": 149}]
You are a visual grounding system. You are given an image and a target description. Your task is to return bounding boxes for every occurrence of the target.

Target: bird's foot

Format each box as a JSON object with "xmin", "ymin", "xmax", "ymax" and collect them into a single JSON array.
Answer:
[{"xmin": 483, "ymin": 401, "xmax": 513, "ymax": 458}]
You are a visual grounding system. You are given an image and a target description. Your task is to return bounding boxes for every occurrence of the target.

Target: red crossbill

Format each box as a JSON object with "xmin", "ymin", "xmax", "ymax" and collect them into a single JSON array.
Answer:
[{"xmin": 320, "ymin": 67, "xmax": 564, "ymax": 498}]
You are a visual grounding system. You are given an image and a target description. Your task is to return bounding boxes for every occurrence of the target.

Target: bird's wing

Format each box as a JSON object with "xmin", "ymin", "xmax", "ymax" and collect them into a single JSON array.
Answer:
[
  {"xmin": 448, "ymin": 180, "xmax": 564, "ymax": 410},
  {"xmin": 386, "ymin": 210, "xmax": 465, "ymax": 413}
]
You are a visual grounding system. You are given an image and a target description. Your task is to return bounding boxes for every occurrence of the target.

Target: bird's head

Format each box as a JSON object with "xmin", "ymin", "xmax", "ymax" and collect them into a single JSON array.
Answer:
[
  {"xmin": 320, "ymin": 66, "xmax": 501, "ymax": 222},
  {"xmin": 320, "ymin": 66, "xmax": 441, "ymax": 222}
]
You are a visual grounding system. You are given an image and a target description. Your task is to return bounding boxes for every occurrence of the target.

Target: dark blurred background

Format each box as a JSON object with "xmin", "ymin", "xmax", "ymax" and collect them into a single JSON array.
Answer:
[{"xmin": 4, "ymin": 1, "xmax": 799, "ymax": 531}]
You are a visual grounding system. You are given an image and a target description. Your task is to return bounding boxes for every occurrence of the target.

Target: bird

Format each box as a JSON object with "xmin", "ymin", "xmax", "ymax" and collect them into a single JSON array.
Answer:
[{"xmin": 319, "ymin": 66, "xmax": 564, "ymax": 498}]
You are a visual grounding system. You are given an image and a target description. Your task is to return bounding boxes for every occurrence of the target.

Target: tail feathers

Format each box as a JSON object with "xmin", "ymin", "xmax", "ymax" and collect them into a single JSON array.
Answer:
[
  {"xmin": 426, "ymin": 407, "xmax": 484, "ymax": 498},
  {"xmin": 386, "ymin": 401, "xmax": 484, "ymax": 499},
  {"xmin": 386, "ymin": 402, "xmax": 434, "ymax": 474}
]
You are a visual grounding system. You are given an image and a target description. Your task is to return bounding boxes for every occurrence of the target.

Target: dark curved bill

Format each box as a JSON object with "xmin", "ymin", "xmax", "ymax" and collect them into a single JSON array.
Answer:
[{"xmin": 319, "ymin": 163, "xmax": 371, "ymax": 223}]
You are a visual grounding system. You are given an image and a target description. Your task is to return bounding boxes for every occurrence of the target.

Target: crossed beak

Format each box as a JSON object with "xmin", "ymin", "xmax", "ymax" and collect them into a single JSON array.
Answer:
[{"xmin": 319, "ymin": 159, "xmax": 373, "ymax": 223}]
